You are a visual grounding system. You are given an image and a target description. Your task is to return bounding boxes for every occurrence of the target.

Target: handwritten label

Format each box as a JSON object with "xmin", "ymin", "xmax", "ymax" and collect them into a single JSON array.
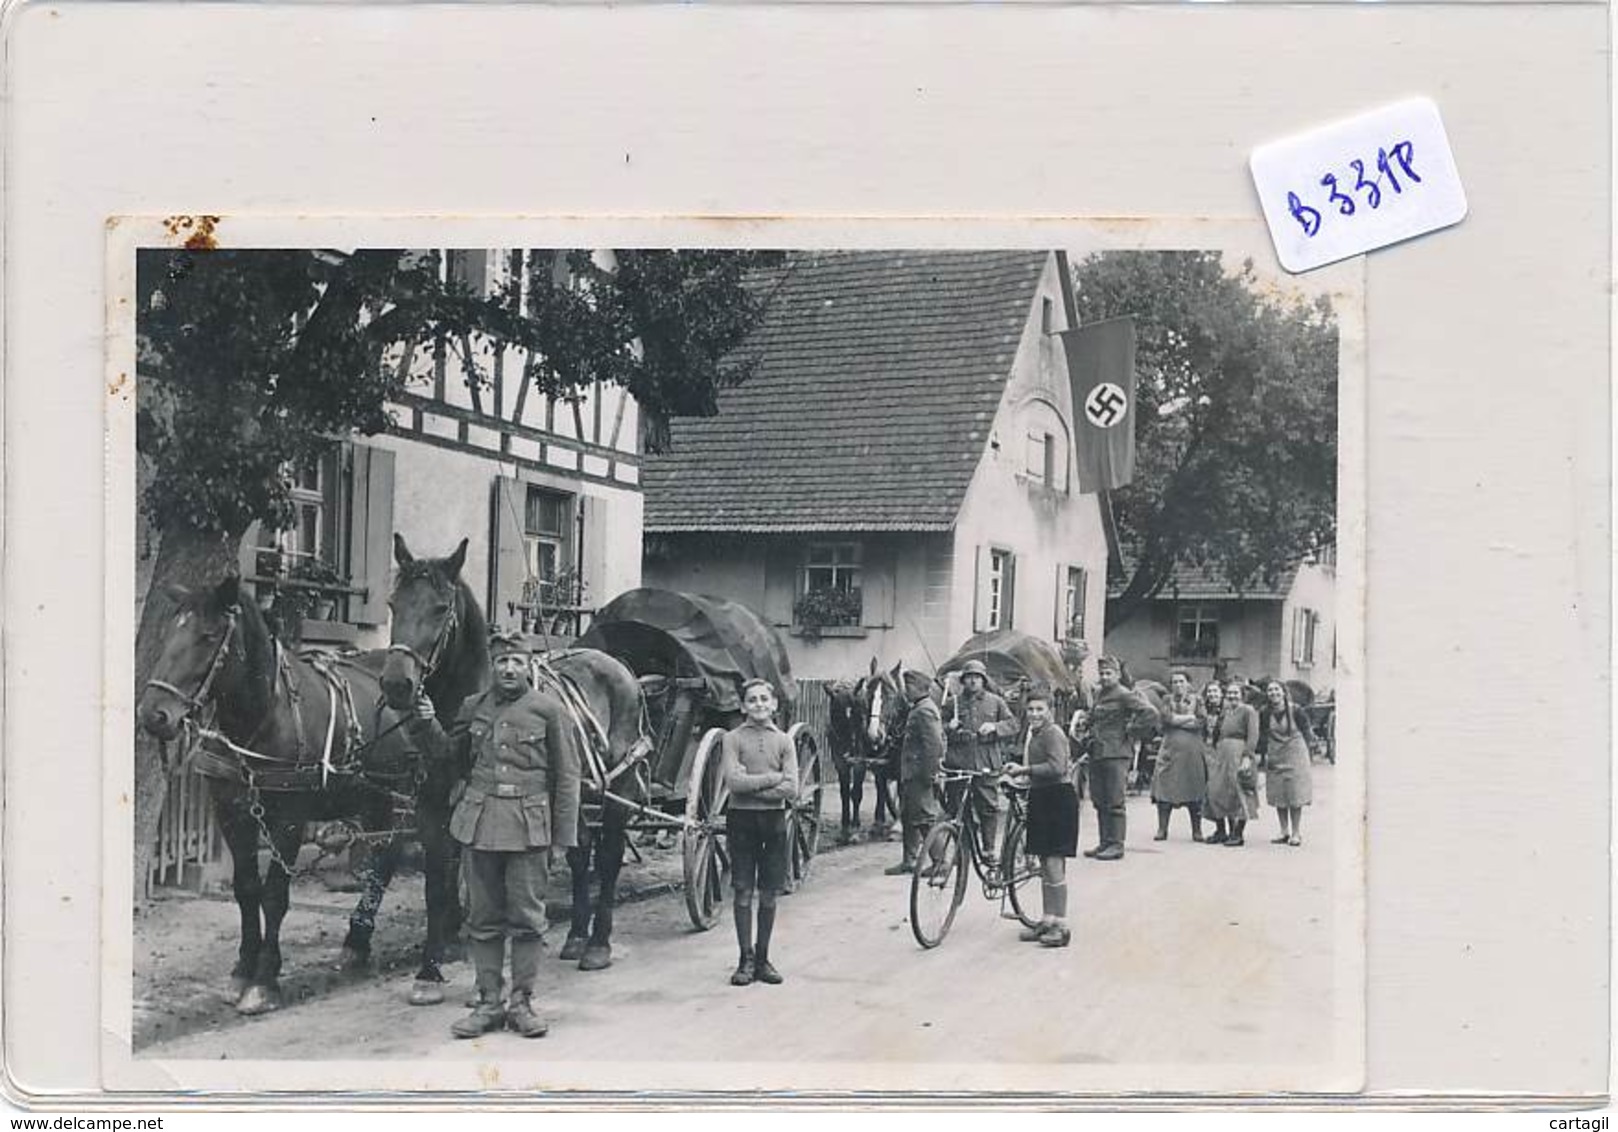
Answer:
[{"xmin": 1251, "ymin": 98, "xmax": 1467, "ymax": 273}]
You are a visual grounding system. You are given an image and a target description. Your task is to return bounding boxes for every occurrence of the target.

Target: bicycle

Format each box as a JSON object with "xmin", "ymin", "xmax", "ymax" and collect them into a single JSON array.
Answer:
[{"xmin": 909, "ymin": 767, "xmax": 1043, "ymax": 948}]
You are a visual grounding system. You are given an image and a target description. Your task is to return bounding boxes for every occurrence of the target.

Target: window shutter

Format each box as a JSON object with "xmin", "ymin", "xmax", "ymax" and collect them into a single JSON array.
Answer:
[
  {"xmin": 1003, "ymin": 553, "xmax": 1017, "ymax": 630},
  {"xmin": 578, "ymin": 494, "xmax": 609, "ymax": 620},
  {"xmin": 763, "ymin": 542, "xmax": 796, "ymax": 625},
  {"xmin": 489, "ymin": 475, "xmax": 529, "ymax": 633},
  {"xmin": 1054, "ymin": 563, "xmax": 1068, "ymax": 639},
  {"xmin": 347, "ymin": 444, "xmax": 395, "ymax": 626},
  {"xmin": 973, "ymin": 545, "xmax": 993, "ymax": 633},
  {"xmin": 1075, "ymin": 567, "xmax": 1088, "ymax": 638}
]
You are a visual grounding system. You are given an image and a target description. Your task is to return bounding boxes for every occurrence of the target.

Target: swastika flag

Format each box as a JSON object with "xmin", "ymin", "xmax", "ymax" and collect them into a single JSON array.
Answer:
[{"xmin": 1060, "ymin": 316, "xmax": 1137, "ymax": 493}]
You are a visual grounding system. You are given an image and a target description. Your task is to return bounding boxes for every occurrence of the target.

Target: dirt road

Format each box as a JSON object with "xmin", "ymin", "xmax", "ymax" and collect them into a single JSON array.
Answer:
[{"xmin": 136, "ymin": 767, "xmax": 1345, "ymax": 1084}]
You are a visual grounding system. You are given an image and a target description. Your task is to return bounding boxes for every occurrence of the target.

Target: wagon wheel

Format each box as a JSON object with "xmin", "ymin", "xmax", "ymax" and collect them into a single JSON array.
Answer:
[
  {"xmin": 784, "ymin": 724, "xmax": 825, "ymax": 891},
  {"xmin": 681, "ymin": 727, "xmax": 731, "ymax": 931}
]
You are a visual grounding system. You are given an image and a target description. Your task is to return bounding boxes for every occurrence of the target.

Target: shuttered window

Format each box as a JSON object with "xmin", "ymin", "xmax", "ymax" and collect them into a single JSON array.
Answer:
[
  {"xmin": 974, "ymin": 545, "xmax": 1017, "ymax": 632},
  {"xmin": 1057, "ymin": 564, "xmax": 1088, "ymax": 641},
  {"xmin": 236, "ymin": 442, "xmax": 395, "ymax": 628}
]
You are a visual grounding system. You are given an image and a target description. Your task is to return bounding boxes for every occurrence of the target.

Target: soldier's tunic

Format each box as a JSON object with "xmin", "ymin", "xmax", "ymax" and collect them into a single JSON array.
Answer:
[
  {"xmin": 944, "ymin": 686, "xmax": 1020, "ymax": 826},
  {"xmin": 898, "ymin": 694, "xmax": 945, "ymax": 827},
  {"xmin": 1085, "ymin": 682, "xmax": 1160, "ymax": 851},
  {"xmin": 448, "ymin": 684, "xmax": 582, "ymax": 943}
]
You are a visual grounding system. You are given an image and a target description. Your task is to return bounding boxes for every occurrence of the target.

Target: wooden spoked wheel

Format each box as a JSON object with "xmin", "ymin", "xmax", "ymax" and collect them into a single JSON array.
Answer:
[
  {"xmin": 785, "ymin": 724, "xmax": 824, "ymax": 890},
  {"xmin": 681, "ymin": 727, "xmax": 732, "ymax": 930}
]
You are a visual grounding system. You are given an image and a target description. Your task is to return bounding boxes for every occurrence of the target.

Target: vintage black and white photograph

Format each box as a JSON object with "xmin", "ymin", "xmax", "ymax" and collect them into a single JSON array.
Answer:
[{"xmin": 111, "ymin": 224, "xmax": 1363, "ymax": 1093}]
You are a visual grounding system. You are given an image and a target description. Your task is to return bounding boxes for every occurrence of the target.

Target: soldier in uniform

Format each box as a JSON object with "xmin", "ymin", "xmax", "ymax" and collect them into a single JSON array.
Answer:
[
  {"xmin": 417, "ymin": 631, "xmax": 581, "ymax": 1039},
  {"xmin": 1080, "ymin": 655, "xmax": 1159, "ymax": 861},
  {"xmin": 944, "ymin": 659, "xmax": 1020, "ymax": 864},
  {"xmin": 884, "ymin": 666, "xmax": 945, "ymax": 875}
]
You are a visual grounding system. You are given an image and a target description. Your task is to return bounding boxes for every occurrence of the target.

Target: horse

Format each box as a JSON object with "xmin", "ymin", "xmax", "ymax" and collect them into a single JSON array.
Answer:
[
  {"xmin": 138, "ymin": 574, "xmax": 424, "ymax": 1015},
  {"xmin": 850, "ymin": 658, "xmax": 906, "ymax": 838},
  {"xmin": 336, "ymin": 535, "xmax": 489, "ymax": 1005},
  {"xmin": 824, "ymin": 680, "xmax": 865, "ymax": 842},
  {"xmin": 377, "ymin": 536, "xmax": 649, "ymax": 975}
]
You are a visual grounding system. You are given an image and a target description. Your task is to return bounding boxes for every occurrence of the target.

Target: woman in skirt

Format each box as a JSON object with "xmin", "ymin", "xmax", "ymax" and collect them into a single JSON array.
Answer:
[
  {"xmin": 1199, "ymin": 680, "xmax": 1227, "ymax": 843},
  {"xmin": 1003, "ymin": 690, "xmax": 1078, "ymax": 948},
  {"xmin": 1259, "ymin": 680, "xmax": 1317, "ymax": 846},
  {"xmin": 1205, "ymin": 683, "xmax": 1261, "ymax": 846},
  {"xmin": 1151, "ymin": 670, "xmax": 1210, "ymax": 842}
]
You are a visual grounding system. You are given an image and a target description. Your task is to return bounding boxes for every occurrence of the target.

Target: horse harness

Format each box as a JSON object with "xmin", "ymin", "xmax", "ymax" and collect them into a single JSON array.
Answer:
[
  {"xmin": 527, "ymin": 650, "xmax": 653, "ymax": 798},
  {"xmin": 152, "ymin": 604, "xmax": 422, "ymax": 801}
]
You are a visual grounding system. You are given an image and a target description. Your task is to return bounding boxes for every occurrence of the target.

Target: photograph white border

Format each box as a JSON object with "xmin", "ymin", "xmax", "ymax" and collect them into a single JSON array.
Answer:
[{"xmin": 101, "ymin": 214, "xmax": 1366, "ymax": 1097}]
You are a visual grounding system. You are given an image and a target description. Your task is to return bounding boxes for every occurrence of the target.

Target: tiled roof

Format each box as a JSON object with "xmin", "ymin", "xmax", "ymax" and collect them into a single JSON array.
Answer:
[
  {"xmin": 1109, "ymin": 559, "xmax": 1302, "ymax": 602},
  {"xmin": 643, "ymin": 250, "xmax": 1050, "ymax": 532}
]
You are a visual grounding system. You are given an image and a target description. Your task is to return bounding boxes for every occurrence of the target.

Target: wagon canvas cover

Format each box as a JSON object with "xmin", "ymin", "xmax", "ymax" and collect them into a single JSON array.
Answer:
[
  {"xmin": 579, "ymin": 588, "xmax": 798, "ymax": 715},
  {"xmin": 938, "ymin": 629, "xmax": 1077, "ymax": 695}
]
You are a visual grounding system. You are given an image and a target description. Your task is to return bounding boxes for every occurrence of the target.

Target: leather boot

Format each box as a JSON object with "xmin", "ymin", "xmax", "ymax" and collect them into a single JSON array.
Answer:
[
  {"xmin": 885, "ymin": 825, "xmax": 920, "ymax": 875},
  {"xmin": 505, "ymin": 991, "xmax": 550, "ymax": 1038},
  {"xmin": 508, "ymin": 938, "xmax": 543, "ymax": 1001},
  {"xmin": 451, "ymin": 938, "xmax": 507, "ymax": 1038},
  {"xmin": 1083, "ymin": 807, "xmax": 1109, "ymax": 858}
]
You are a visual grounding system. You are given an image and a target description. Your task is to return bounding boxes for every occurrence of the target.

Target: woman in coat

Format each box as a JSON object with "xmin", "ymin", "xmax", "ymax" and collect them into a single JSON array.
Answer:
[
  {"xmin": 1151, "ymin": 670, "xmax": 1209, "ymax": 842},
  {"xmin": 1259, "ymin": 680, "xmax": 1317, "ymax": 847},
  {"xmin": 1205, "ymin": 682, "xmax": 1261, "ymax": 846},
  {"xmin": 1198, "ymin": 681, "xmax": 1227, "ymax": 842}
]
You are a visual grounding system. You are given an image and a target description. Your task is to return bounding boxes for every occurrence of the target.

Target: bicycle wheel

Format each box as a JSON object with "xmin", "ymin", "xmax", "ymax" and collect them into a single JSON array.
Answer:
[
  {"xmin": 909, "ymin": 822, "xmax": 968, "ymax": 949},
  {"xmin": 1001, "ymin": 818, "xmax": 1043, "ymax": 929}
]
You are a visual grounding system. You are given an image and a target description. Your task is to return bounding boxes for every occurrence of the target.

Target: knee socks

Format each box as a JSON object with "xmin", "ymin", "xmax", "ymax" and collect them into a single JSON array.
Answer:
[
  {"xmin": 733, "ymin": 899, "xmax": 754, "ymax": 959},
  {"xmin": 755, "ymin": 899, "xmax": 777, "ymax": 961}
]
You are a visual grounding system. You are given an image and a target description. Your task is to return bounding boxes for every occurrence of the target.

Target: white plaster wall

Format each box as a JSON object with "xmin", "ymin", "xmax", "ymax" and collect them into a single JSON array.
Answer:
[
  {"xmin": 368, "ymin": 432, "xmax": 643, "ymax": 648},
  {"xmin": 1281, "ymin": 560, "xmax": 1337, "ymax": 691},
  {"xmin": 645, "ymin": 535, "xmax": 952, "ymax": 682},
  {"xmin": 643, "ymin": 544, "xmax": 769, "ymax": 611},
  {"xmin": 950, "ymin": 254, "xmax": 1110, "ymax": 681}
]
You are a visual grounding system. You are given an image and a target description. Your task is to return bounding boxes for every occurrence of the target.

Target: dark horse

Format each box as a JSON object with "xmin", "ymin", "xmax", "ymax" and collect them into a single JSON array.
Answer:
[
  {"xmin": 377, "ymin": 536, "xmax": 649, "ymax": 974},
  {"xmin": 848, "ymin": 659, "xmax": 906, "ymax": 838},
  {"xmin": 824, "ymin": 680, "xmax": 864, "ymax": 841},
  {"xmin": 138, "ymin": 575, "xmax": 424, "ymax": 1015}
]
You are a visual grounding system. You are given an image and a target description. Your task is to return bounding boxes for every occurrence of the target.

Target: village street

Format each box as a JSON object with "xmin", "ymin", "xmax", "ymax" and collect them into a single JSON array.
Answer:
[{"xmin": 136, "ymin": 768, "xmax": 1342, "ymax": 1077}]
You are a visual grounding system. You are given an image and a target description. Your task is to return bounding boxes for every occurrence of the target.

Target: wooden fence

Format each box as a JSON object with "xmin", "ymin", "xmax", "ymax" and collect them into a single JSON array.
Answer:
[
  {"xmin": 148, "ymin": 767, "xmax": 226, "ymax": 894},
  {"xmin": 793, "ymin": 678, "xmax": 836, "ymax": 785}
]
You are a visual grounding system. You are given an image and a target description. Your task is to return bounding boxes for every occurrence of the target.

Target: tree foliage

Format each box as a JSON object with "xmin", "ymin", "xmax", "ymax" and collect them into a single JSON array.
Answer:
[
  {"xmin": 1073, "ymin": 251, "xmax": 1338, "ymax": 627},
  {"xmin": 136, "ymin": 247, "xmax": 775, "ymax": 538}
]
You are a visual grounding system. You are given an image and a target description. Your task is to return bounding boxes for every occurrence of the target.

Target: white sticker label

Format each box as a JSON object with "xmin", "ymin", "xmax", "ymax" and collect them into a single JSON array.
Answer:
[{"xmin": 1250, "ymin": 98, "xmax": 1467, "ymax": 274}]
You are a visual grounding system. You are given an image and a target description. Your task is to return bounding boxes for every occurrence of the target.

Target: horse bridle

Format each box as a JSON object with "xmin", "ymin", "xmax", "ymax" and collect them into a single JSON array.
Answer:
[
  {"xmin": 385, "ymin": 580, "xmax": 459, "ymax": 683},
  {"xmin": 144, "ymin": 603, "xmax": 241, "ymax": 720},
  {"xmin": 865, "ymin": 678, "xmax": 888, "ymax": 745}
]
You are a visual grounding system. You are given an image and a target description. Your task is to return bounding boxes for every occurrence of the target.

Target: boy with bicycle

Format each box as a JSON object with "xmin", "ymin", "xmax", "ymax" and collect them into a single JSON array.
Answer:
[{"xmin": 1002, "ymin": 689, "xmax": 1078, "ymax": 948}]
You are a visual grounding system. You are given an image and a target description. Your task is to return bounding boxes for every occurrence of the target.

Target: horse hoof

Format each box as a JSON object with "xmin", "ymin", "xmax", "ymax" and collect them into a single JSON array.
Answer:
[
  {"xmin": 407, "ymin": 980, "xmax": 445, "ymax": 1006},
  {"xmin": 227, "ymin": 976, "xmax": 251, "ymax": 1002},
  {"xmin": 236, "ymin": 985, "xmax": 280, "ymax": 1016},
  {"xmin": 558, "ymin": 936, "xmax": 588, "ymax": 962},
  {"xmin": 337, "ymin": 946, "xmax": 371, "ymax": 973},
  {"xmin": 578, "ymin": 945, "xmax": 612, "ymax": 972}
]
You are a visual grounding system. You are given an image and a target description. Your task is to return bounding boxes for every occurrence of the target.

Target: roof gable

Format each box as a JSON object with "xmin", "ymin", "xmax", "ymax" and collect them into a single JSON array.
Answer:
[{"xmin": 643, "ymin": 250, "xmax": 1050, "ymax": 532}]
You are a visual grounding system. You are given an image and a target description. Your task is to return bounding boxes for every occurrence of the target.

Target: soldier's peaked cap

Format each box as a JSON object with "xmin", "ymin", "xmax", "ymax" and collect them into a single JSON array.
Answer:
[{"xmin": 489, "ymin": 630, "xmax": 530, "ymax": 659}]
